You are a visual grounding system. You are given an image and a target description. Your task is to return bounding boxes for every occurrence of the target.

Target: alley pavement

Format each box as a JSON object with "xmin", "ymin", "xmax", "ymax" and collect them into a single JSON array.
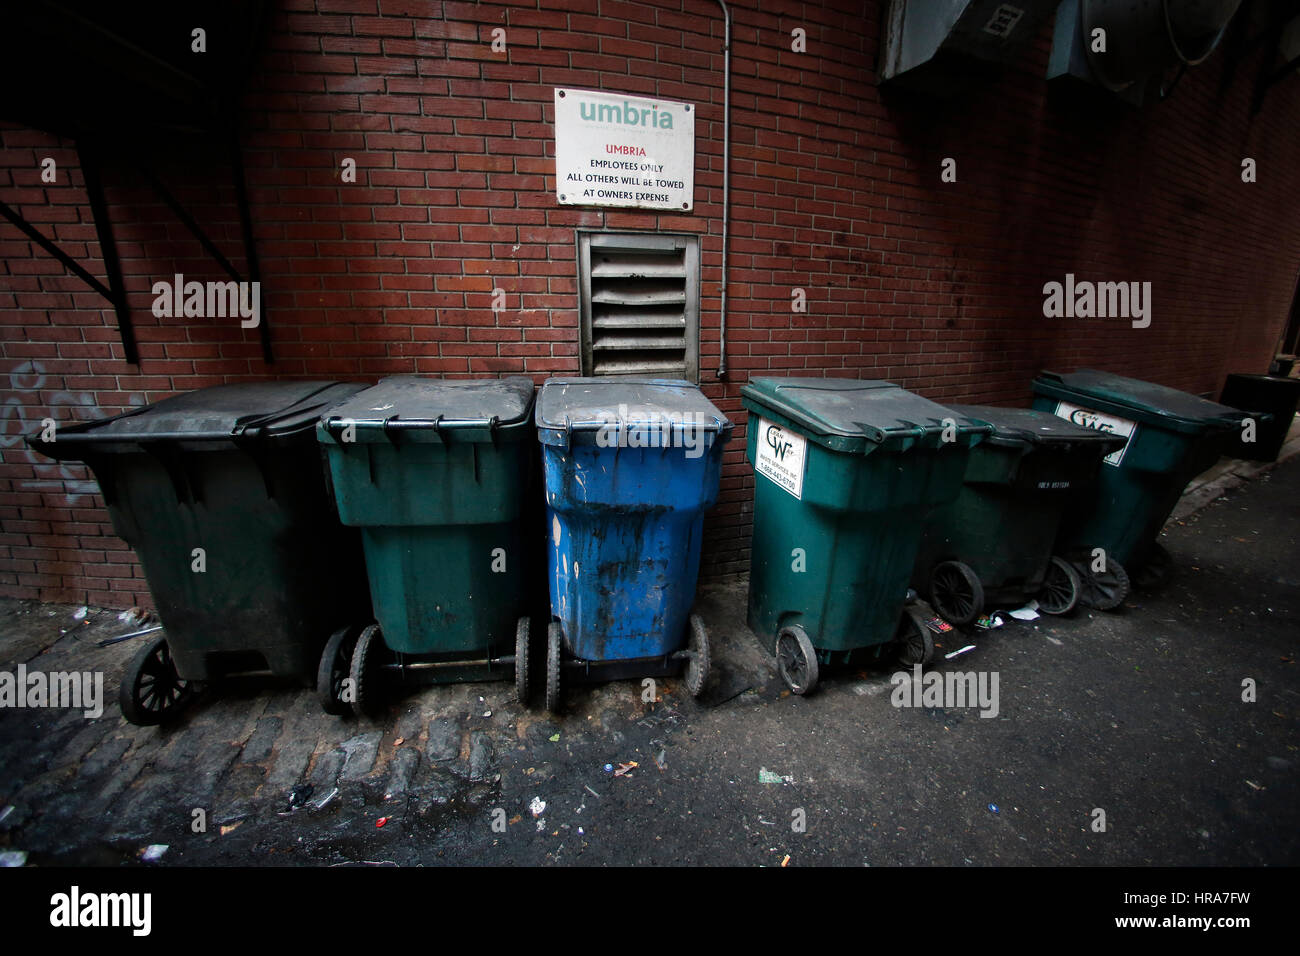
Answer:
[{"xmin": 0, "ymin": 457, "xmax": 1297, "ymax": 867}]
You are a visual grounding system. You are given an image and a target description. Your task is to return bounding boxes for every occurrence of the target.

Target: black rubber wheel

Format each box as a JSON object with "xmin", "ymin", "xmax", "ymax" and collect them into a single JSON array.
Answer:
[
  {"xmin": 1075, "ymin": 555, "xmax": 1131, "ymax": 611},
  {"xmin": 544, "ymin": 622, "xmax": 563, "ymax": 713},
  {"xmin": 348, "ymin": 624, "xmax": 384, "ymax": 718},
  {"xmin": 895, "ymin": 610, "xmax": 935, "ymax": 667},
  {"xmin": 1037, "ymin": 556, "xmax": 1082, "ymax": 616},
  {"xmin": 929, "ymin": 560, "xmax": 984, "ymax": 626},
  {"xmin": 775, "ymin": 625, "xmax": 819, "ymax": 696},
  {"xmin": 515, "ymin": 617, "xmax": 531, "ymax": 706},
  {"xmin": 684, "ymin": 614, "xmax": 710, "ymax": 698},
  {"xmin": 317, "ymin": 624, "xmax": 360, "ymax": 715},
  {"xmin": 120, "ymin": 634, "xmax": 193, "ymax": 726}
]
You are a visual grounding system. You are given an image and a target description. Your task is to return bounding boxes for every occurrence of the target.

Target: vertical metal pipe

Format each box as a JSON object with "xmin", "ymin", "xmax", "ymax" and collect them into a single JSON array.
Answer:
[{"xmin": 713, "ymin": 0, "xmax": 732, "ymax": 380}]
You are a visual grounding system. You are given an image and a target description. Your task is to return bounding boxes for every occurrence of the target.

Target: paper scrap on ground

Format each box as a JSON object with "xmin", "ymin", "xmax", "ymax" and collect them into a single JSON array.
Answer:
[
  {"xmin": 1008, "ymin": 604, "xmax": 1040, "ymax": 621},
  {"xmin": 945, "ymin": 644, "xmax": 977, "ymax": 660}
]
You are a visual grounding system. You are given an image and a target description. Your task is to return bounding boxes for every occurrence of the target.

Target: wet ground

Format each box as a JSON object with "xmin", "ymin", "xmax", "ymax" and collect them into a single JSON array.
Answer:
[{"xmin": 0, "ymin": 457, "xmax": 1297, "ymax": 867}]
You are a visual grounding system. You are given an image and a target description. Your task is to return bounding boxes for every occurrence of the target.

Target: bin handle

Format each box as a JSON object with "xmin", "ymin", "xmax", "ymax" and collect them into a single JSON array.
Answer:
[{"xmin": 230, "ymin": 383, "xmax": 342, "ymax": 438}]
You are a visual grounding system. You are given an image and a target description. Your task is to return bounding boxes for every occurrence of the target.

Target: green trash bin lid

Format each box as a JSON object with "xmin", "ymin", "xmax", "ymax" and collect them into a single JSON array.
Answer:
[
  {"xmin": 535, "ymin": 377, "xmax": 731, "ymax": 448},
  {"xmin": 319, "ymin": 376, "xmax": 535, "ymax": 444},
  {"xmin": 741, "ymin": 377, "xmax": 989, "ymax": 452},
  {"xmin": 31, "ymin": 381, "xmax": 363, "ymax": 457},
  {"xmin": 1032, "ymin": 370, "xmax": 1245, "ymax": 434},
  {"xmin": 950, "ymin": 404, "xmax": 1128, "ymax": 453}
]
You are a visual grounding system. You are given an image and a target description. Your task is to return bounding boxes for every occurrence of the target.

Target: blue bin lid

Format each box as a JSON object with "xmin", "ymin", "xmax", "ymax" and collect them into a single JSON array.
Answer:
[
  {"xmin": 318, "ymin": 376, "xmax": 535, "ymax": 443},
  {"xmin": 741, "ymin": 377, "xmax": 989, "ymax": 452},
  {"xmin": 1032, "ymin": 370, "xmax": 1247, "ymax": 433},
  {"xmin": 29, "ymin": 381, "xmax": 363, "ymax": 458},
  {"xmin": 951, "ymin": 404, "xmax": 1128, "ymax": 453},
  {"xmin": 535, "ymin": 377, "xmax": 731, "ymax": 447}
]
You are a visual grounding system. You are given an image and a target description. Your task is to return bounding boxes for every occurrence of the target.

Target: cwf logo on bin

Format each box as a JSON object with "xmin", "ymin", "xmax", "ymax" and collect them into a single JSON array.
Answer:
[
  {"xmin": 755, "ymin": 417, "xmax": 806, "ymax": 499},
  {"xmin": 1053, "ymin": 402, "xmax": 1137, "ymax": 467}
]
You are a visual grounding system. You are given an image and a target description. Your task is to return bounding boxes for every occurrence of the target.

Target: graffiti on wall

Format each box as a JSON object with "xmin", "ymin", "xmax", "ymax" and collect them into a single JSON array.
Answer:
[{"xmin": 1, "ymin": 359, "xmax": 146, "ymax": 506}]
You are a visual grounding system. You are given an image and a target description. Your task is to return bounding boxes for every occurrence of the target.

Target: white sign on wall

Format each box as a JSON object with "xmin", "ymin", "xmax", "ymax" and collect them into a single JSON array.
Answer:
[
  {"xmin": 1053, "ymin": 401, "xmax": 1138, "ymax": 466},
  {"xmin": 754, "ymin": 417, "xmax": 807, "ymax": 499},
  {"xmin": 554, "ymin": 88, "xmax": 695, "ymax": 211}
]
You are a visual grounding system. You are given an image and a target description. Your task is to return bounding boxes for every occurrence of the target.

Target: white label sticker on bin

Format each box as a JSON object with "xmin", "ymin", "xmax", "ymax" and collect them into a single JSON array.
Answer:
[
  {"xmin": 1053, "ymin": 401, "xmax": 1137, "ymax": 467},
  {"xmin": 755, "ymin": 417, "xmax": 806, "ymax": 499}
]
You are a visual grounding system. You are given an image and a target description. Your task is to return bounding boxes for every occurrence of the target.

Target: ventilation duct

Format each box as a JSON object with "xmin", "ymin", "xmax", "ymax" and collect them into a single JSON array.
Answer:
[{"xmin": 880, "ymin": 0, "xmax": 1060, "ymax": 91}]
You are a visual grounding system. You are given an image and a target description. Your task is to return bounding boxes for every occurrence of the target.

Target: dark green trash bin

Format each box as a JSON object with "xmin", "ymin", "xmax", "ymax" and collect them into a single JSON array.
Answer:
[
  {"xmin": 316, "ymin": 376, "xmax": 540, "ymax": 715},
  {"xmin": 1031, "ymin": 369, "xmax": 1251, "ymax": 599},
  {"xmin": 741, "ymin": 378, "xmax": 990, "ymax": 695},
  {"xmin": 27, "ymin": 381, "xmax": 372, "ymax": 725},
  {"xmin": 913, "ymin": 405, "xmax": 1127, "ymax": 623},
  {"xmin": 1219, "ymin": 373, "xmax": 1299, "ymax": 463}
]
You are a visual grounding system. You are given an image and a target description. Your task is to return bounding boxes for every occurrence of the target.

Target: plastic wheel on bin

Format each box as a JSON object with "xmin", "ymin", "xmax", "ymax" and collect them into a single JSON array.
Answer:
[
  {"xmin": 684, "ymin": 614, "xmax": 710, "ymax": 698},
  {"xmin": 1037, "ymin": 556, "xmax": 1082, "ymax": 617},
  {"xmin": 775, "ymin": 625, "xmax": 819, "ymax": 696},
  {"xmin": 1073, "ymin": 555, "xmax": 1131, "ymax": 611},
  {"xmin": 348, "ymin": 624, "xmax": 385, "ymax": 718},
  {"xmin": 317, "ymin": 624, "xmax": 360, "ymax": 715},
  {"xmin": 929, "ymin": 560, "xmax": 984, "ymax": 626},
  {"xmin": 545, "ymin": 622, "xmax": 563, "ymax": 713},
  {"xmin": 895, "ymin": 610, "xmax": 935, "ymax": 667},
  {"xmin": 120, "ymin": 634, "xmax": 194, "ymax": 726},
  {"xmin": 515, "ymin": 617, "xmax": 531, "ymax": 706}
]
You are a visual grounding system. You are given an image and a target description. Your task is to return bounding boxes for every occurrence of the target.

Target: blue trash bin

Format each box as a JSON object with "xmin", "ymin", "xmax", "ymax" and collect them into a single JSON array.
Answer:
[{"xmin": 535, "ymin": 377, "xmax": 733, "ymax": 711}]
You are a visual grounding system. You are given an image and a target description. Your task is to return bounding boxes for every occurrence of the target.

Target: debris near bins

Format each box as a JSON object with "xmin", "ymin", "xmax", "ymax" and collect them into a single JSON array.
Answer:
[
  {"xmin": 140, "ymin": 844, "xmax": 168, "ymax": 863},
  {"xmin": 944, "ymin": 644, "xmax": 977, "ymax": 660},
  {"xmin": 219, "ymin": 821, "xmax": 243, "ymax": 836},
  {"xmin": 529, "ymin": 797, "xmax": 547, "ymax": 817},
  {"xmin": 974, "ymin": 613, "xmax": 1005, "ymax": 630},
  {"xmin": 614, "ymin": 761, "xmax": 638, "ymax": 777},
  {"xmin": 118, "ymin": 606, "xmax": 153, "ymax": 627},
  {"xmin": 759, "ymin": 767, "xmax": 794, "ymax": 785},
  {"xmin": 1008, "ymin": 603, "xmax": 1040, "ymax": 621},
  {"xmin": 781, "ymin": 854, "xmax": 791, "ymax": 867},
  {"xmin": 72, "ymin": 606, "xmax": 88, "ymax": 621},
  {"xmin": 925, "ymin": 616, "xmax": 955, "ymax": 634},
  {"xmin": 314, "ymin": 787, "xmax": 339, "ymax": 811},
  {"xmin": 287, "ymin": 784, "xmax": 314, "ymax": 811},
  {"xmin": 375, "ymin": 816, "xmax": 389, "ymax": 828},
  {"xmin": 654, "ymin": 750, "xmax": 667, "ymax": 771},
  {"xmin": 548, "ymin": 733, "xmax": 561, "ymax": 742},
  {"xmin": 96, "ymin": 624, "xmax": 164, "ymax": 648},
  {"xmin": 0, "ymin": 850, "xmax": 27, "ymax": 867}
]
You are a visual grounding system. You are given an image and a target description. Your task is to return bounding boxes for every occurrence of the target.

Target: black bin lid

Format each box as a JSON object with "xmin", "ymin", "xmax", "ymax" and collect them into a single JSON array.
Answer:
[
  {"xmin": 320, "ymin": 376, "xmax": 535, "ymax": 441},
  {"xmin": 951, "ymin": 404, "xmax": 1129, "ymax": 452},
  {"xmin": 32, "ymin": 381, "xmax": 362, "ymax": 456}
]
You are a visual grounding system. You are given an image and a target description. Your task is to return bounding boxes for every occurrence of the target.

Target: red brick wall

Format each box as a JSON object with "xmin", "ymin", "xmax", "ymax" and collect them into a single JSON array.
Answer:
[{"xmin": 2, "ymin": 0, "xmax": 1298, "ymax": 606}]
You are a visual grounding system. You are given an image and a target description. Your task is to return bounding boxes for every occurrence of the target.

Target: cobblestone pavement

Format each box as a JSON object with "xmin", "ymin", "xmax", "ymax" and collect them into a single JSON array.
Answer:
[{"xmin": 1, "ymin": 457, "xmax": 1297, "ymax": 866}]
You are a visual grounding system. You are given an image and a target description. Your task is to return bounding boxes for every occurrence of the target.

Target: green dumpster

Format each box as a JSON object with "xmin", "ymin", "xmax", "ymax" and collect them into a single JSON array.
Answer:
[
  {"xmin": 741, "ymin": 378, "xmax": 990, "ymax": 694},
  {"xmin": 26, "ymin": 381, "xmax": 372, "ymax": 725},
  {"xmin": 913, "ymin": 405, "xmax": 1127, "ymax": 624},
  {"xmin": 1031, "ymin": 369, "xmax": 1250, "ymax": 603},
  {"xmin": 315, "ymin": 376, "xmax": 540, "ymax": 715}
]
